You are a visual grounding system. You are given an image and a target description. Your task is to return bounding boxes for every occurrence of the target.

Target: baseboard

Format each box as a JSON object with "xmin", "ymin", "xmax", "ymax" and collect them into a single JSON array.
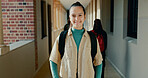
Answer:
[{"xmin": 106, "ymin": 57, "xmax": 126, "ymax": 78}]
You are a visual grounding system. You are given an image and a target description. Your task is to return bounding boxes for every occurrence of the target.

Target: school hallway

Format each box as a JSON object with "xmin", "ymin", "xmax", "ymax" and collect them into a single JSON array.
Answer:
[
  {"xmin": 34, "ymin": 59, "xmax": 121, "ymax": 78},
  {"xmin": 0, "ymin": 0, "xmax": 148, "ymax": 78}
]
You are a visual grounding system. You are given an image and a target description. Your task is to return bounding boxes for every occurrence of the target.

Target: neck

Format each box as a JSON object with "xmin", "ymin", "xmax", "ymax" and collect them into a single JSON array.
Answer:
[
  {"xmin": 72, "ymin": 27, "xmax": 84, "ymax": 31},
  {"xmin": 73, "ymin": 25, "xmax": 83, "ymax": 30}
]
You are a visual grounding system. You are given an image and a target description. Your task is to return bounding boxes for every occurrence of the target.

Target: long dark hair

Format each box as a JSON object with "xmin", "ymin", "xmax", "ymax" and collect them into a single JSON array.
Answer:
[{"xmin": 93, "ymin": 19, "xmax": 103, "ymax": 35}]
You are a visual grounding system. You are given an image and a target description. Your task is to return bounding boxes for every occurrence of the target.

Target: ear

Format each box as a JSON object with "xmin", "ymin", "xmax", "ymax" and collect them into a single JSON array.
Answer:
[{"xmin": 84, "ymin": 14, "xmax": 86, "ymax": 20}]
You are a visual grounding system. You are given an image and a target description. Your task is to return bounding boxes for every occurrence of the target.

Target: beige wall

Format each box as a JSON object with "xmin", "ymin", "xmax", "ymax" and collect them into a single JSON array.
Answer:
[
  {"xmin": 97, "ymin": 0, "xmax": 101, "ymax": 19},
  {"xmin": 85, "ymin": 0, "xmax": 102, "ymax": 30},
  {"xmin": 35, "ymin": 0, "xmax": 53, "ymax": 73},
  {"xmin": 85, "ymin": 0, "xmax": 93, "ymax": 30},
  {"xmin": 52, "ymin": 0, "xmax": 67, "ymax": 45},
  {"xmin": 100, "ymin": 0, "xmax": 110, "ymax": 31},
  {"xmin": 0, "ymin": 42, "xmax": 35, "ymax": 78}
]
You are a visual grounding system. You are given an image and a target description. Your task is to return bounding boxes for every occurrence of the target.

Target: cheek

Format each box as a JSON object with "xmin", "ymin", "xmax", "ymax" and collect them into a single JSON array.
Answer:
[
  {"xmin": 80, "ymin": 16, "xmax": 85, "ymax": 20},
  {"xmin": 70, "ymin": 17, "xmax": 75, "ymax": 21},
  {"xmin": 70, "ymin": 17, "xmax": 73, "ymax": 21},
  {"xmin": 80, "ymin": 17, "xmax": 85, "ymax": 22},
  {"xmin": 70, "ymin": 18, "xmax": 74, "ymax": 24}
]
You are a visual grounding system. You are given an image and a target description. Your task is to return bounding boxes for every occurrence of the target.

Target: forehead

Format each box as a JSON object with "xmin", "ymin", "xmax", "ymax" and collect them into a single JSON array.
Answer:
[{"xmin": 69, "ymin": 6, "xmax": 84, "ymax": 14}]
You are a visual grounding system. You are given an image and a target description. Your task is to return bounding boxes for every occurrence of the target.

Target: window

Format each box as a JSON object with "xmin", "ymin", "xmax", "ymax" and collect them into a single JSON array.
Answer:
[
  {"xmin": 110, "ymin": 0, "xmax": 114, "ymax": 32},
  {"xmin": 127, "ymin": 0, "xmax": 138, "ymax": 38},
  {"xmin": 41, "ymin": 1, "xmax": 47, "ymax": 39}
]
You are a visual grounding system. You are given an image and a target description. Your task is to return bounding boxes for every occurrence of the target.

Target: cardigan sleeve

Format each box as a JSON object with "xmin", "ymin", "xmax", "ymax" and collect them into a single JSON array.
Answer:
[{"xmin": 49, "ymin": 36, "xmax": 61, "ymax": 64}]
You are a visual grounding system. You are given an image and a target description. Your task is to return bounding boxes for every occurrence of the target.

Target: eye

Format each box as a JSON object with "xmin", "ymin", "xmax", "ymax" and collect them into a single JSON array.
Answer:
[
  {"xmin": 72, "ymin": 14, "xmax": 76, "ymax": 17},
  {"xmin": 79, "ymin": 15, "xmax": 82, "ymax": 17}
]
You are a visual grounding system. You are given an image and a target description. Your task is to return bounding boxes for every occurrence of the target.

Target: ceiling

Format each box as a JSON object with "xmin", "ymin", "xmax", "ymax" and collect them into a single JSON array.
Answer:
[{"xmin": 59, "ymin": 0, "xmax": 91, "ymax": 10}]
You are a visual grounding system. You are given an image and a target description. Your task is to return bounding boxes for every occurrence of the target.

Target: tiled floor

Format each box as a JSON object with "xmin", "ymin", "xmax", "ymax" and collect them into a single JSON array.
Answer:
[{"xmin": 34, "ymin": 59, "xmax": 121, "ymax": 78}]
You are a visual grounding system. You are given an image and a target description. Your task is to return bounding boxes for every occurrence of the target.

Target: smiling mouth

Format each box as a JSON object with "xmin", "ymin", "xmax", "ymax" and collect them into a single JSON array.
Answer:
[
  {"xmin": 74, "ymin": 21, "xmax": 81, "ymax": 24},
  {"xmin": 75, "ymin": 22, "xmax": 79, "ymax": 24}
]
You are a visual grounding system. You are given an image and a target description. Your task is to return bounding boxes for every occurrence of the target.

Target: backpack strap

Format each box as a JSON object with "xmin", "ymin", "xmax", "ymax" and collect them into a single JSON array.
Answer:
[
  {"xmin": 58, "ymin": 30, "xmax": 68, "ymax": 58},
  {"xmin": 87, "ymin": 31, "xmax": 97, "ymax": 62}
]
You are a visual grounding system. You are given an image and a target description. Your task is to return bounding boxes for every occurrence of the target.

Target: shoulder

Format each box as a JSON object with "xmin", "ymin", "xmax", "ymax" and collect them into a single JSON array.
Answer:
[
  {"xmin": 53, "ymin": 35, "xmax": 60, "ymax": 44},
  {"xmin": 87, "ymin": 31, "xmax": 96, "ymax": 38}
]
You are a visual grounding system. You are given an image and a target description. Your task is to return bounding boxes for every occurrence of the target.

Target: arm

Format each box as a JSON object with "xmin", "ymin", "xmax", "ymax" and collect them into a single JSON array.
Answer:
[
  {"xmin": 50, "ymin": 61, "xmax": 59, "ymax": 78},
  {"xmin": 95, "ymin": 63, "xmax": 103, "ymax": 78},
  {"xmin": 93, "ymin": 38, "xmax": 103, "ymax": 78},
  {"xmin": 49, "ymin": 36, "xmax": 61, "ymax": 78}
]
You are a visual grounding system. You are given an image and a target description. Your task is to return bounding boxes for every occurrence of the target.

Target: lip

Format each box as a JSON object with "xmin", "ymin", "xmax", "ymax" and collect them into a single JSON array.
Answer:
[
  {"xmin": 74, "ymin": 21, "xmax": 79, "ymax": 24},
  {"xmin": 74, "ymin": 23, "xmax": 80, "ymax": 25},
  {"xmin": 74, "ymin": 21, "xmax": 81, "ymax": 24},
  {"xmin": 75, "ymin": 22, "xmax": 79, "ymax": 23}
]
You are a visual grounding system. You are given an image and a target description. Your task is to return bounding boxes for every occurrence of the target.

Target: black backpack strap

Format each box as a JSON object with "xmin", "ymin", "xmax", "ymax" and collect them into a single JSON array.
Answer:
[
  {"xmin": 87, "ymin": 31, "xmax": 97, "ymax": 62},
  {"xmin": 58, "ymin": 30, "xmax": 68, "ymax": 59}
]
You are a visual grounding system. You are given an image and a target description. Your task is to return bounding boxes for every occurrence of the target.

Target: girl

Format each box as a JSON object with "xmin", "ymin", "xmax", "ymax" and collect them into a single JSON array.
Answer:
[
  {"xmin": 91, "ymin": 19, "xmax": 107, "ymax": 78},
  {"xmin": 49, "ymin": 2, "xmax": 103, "ymax": 78}
]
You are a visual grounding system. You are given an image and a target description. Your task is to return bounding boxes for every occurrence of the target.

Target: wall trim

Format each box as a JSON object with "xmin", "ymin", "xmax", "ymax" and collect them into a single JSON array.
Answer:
[{"xmin": 106, "ymin": 57, "xmax": 126, "ymax": 78}]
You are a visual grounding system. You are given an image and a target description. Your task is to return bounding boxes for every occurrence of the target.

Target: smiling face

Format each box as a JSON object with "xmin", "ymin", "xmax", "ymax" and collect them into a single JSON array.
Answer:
[{"xmin": 69, "ymin": 6, "xmax": 86, "ymax": 30}]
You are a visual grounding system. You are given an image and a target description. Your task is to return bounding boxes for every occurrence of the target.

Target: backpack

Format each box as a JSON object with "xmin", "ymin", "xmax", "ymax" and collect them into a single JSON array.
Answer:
[
  {"xmin": 91, "ymin": 30, "xmax": 105, "ymax": 52},
  {"xmin": 97, "ymin": 34, "xmax": 104, "ymax": 52},
  {"xmin": 58, "ymin": 30, "xmax": 97, "ymax": 62}
]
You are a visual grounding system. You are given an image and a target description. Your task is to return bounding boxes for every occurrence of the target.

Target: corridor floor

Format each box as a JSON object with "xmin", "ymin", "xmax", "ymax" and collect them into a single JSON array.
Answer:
[{"xmin": 34, "ymin": 59, "xmax": 121, "ymax": 78}]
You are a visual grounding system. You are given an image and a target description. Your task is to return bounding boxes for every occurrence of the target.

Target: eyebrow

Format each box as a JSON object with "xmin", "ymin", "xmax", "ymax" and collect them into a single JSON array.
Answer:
[
  {"xmin": 78, "ymin": 13, "xmax": 83, "ymax": 14},
  {"xmin": 71, "ymin": 13, "xmax": 83, "ymax": 14},
  {"xmin": 70, "ymin": 12, "xmax": 84, "ymax": 15}
]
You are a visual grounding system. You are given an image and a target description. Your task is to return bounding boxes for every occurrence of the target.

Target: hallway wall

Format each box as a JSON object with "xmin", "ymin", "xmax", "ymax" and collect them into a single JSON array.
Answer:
[
  {"xmin": 102, "ymin": 0, "xmax": 148, "ymax": 78},
  {"xmin": 132, "ymin": 0, "xmax": 148, "ymax": 77},
  {"xmin": 0, "ymin": 42, "xmax": 35, "ymax": 78},
  {"xmin": 102, "ymin": 0, "xmax": 128, "ymax": 77},
  {"xmin": 0, "ymin": 0, "xmax": 52, "ymax": 78},
  {"xmin": 85, "ymin": 0, "xmax": 101, "ymax": 30},
  {"xmin": 52, "ymin": 0, "xmax": 67, "ymax": 45},
  {"xmin": 35, "ymin": 0, "xmax": 53, "ymax": 75}
]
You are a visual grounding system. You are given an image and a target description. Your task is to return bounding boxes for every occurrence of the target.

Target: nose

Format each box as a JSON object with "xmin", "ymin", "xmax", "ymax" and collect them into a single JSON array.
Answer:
[
  {"xmin": 75, "ymin": 16, "xmax": 79, "ymax": 21},
  {"xmin": 75, "ymin": 16, "xmax": 78, "ymax": 20}
]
